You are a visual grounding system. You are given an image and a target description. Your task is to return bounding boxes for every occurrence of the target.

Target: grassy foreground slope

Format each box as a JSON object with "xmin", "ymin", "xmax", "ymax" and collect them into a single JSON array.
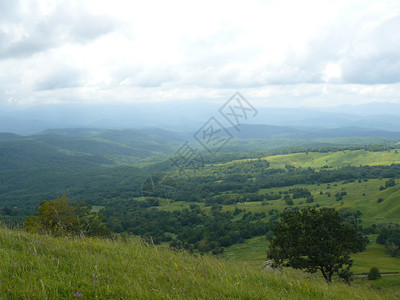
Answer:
[{"xmin": 0, "ymin": 228, "xmax": 398, "ymax": 299}]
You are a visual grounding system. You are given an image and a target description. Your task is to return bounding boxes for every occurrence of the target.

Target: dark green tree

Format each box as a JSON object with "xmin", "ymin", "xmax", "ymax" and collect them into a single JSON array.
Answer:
[{"xmin": 267, "ymin": 207, "xmax": 368, "ymax": 283}]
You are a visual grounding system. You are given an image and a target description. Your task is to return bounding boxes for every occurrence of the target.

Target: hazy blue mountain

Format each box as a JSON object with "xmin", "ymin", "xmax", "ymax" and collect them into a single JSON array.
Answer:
[
  {"xmin": 3, "ymin": 101, "xmax": 400, "ymax": 135},
  {"xmin": 230, "ymin": 124, "xmax": 400, "ymax": 140}
]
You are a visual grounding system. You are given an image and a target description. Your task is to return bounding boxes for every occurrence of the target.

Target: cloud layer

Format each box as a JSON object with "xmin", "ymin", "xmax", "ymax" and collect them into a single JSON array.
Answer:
[{"xmin": 1, "ymin": 0, "xmax": 400, "ymax": 107}]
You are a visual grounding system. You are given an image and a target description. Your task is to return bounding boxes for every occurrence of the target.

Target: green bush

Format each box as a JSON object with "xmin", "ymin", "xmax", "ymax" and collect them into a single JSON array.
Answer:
[
  {"xmin": 23, "ymin": 194, "xmax": 110, "ymax": 237},
  {"xmin": 367, "ymin": 267, "xmax": 381, "ymax": 280},
  {"xmin": 285, "ymin": 198, "xmax": 294, "ymax": 205}
]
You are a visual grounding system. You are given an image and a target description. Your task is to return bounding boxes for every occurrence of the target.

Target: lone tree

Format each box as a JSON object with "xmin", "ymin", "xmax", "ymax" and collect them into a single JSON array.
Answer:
[
  {"xmin": 267, "ymin": 207, "xmax": 368, "ymax": 283},
  {"xmin": 24, "ymin": 194, "xmax": 110, "ymax": 237}
]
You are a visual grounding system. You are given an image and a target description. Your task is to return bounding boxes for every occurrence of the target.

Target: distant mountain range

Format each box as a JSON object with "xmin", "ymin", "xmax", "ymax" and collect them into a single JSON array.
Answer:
[
  {"xmin": 2, "ymin": 101, "xmax": 400, "ymax": 134},
  {"xmin": 233, "ymin": 124, "xmax": 400, "ymax": 139}
]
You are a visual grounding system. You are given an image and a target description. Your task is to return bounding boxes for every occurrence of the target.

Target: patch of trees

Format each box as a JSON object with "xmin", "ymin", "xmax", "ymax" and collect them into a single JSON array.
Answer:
[
  {"xmin": 256, "ymin": 165, "xmax": 400, "ymax": 189},
  {"xmin": 338, "ymin": 208, "xmax": 362, "ymax": 222},
  {"xmin": 264, "ymin": 193, "xmax": 281, "ymax": 200},
  {"xmin": 247, "ymin": 166, "xmax": 391, "ymax": 197},
  {"xmin": 376, "ymin": 225, "xmax": 400, "ymax": 257},
  {"xmin": 290, "ymin": 188, "xmax": 311, "ymax": 199},
  {"xmin": 379, "ymin": 178, "xmax": 396, "ymax": 191},
  {"xmin": 171, "ymin": 164, "xmax": 400, "ymax": 204},
  {"xmin": 102, "ymin": 199, "xmax": 270, "ymax": 254},
  {"xmin": 335, "ymin": 191, "xmax": 347, "ymax": 201}
]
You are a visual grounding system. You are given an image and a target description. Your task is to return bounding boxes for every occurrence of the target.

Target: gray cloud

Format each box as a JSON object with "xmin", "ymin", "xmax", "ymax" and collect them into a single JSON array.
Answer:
[
  {"xmin": 0, "ymin": 0, "xmax": 119, "ymax": 59},
  {"xmin": 0, "ymin": 1, "xmax": 21, "ymax": 21}
]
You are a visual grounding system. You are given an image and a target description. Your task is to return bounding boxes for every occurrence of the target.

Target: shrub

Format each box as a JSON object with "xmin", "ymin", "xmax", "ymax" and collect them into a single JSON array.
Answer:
[
  {"xmin": 285, "ymin": 198, "xmax": 294, "ymax": 206},
  {"xmin": 367, "ymin": 267, "xmax": 381, "ymax": 280}
]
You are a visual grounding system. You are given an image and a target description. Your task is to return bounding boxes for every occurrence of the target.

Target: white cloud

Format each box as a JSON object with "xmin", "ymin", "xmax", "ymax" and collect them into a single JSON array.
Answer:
[
  {"xmin": 322, "ymin": 63, "xmax": 342, "ymax": 82},
  {"xmin": 0, "ymin": 0, "xmax": 399, "ymax": 107}
]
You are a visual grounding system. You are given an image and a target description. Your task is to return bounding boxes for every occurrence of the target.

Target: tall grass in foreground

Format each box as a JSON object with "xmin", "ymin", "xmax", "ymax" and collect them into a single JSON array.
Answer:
[{"xmin": 0, "ymin": 227, "xmax": 398, "ymax": 299}]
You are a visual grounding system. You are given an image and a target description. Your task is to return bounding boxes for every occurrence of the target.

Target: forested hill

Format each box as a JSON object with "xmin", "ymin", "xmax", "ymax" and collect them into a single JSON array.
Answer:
[{"xmin": 2, "ymin": 124, "xmax": 400, "ymax": 167}]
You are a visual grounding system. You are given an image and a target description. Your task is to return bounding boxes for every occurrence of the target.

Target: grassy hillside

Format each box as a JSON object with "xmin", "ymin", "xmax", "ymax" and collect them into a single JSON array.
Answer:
[
  {"xmin": 0, "ymin": 227, "xmax": 398, "ymax": 299},
  {"xmin": 225, "ymin": 149, "xmax": 400, "ymax": 170}
]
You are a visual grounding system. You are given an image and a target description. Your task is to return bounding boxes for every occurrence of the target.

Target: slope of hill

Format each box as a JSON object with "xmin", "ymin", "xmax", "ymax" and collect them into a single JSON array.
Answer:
[
  {"xmin": 0, "ymin": 139, "xmax": 112, "ymax": 170},
  {"xmin": 0, "ymin": 128, "xmax": 185, "ymax": 172},
  {"xmin": 0, "ymin": 227, "xmax": 397, "ymax": 299}
]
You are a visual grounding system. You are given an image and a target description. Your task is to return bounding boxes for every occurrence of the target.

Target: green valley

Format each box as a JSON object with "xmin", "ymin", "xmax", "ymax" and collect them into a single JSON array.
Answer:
[{"xmin": 2, "ymin": 126, "xmax": 400, "ymax": 297}]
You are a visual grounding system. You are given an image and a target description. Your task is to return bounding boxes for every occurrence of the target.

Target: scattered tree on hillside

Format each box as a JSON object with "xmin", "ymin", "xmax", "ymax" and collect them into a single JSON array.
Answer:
[
  {"xmin": 385, "ymin": 178, "xmax": 396, "ymax": 188},
  {"xmin": 267, "ymin": 207, "xmax": 368, "ymax": 283},
  {"xmin": 385, "ymin": 242, "xmax": 399, "ymax": 257}
]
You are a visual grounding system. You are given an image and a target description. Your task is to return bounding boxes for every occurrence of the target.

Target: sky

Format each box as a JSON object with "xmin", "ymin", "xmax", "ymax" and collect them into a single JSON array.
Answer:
[{"xmin": 1, "ymin": 0, "xmax": 400, "ymax": 108}]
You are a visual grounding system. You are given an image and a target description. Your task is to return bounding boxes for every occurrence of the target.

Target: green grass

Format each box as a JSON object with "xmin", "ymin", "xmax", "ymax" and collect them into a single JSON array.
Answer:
[
  {"xmin": 0, "ymin": 228, "xmax": 399, "ymax": 299},
  {"xmin": 358, "ymin": 275, "xmax": 400, "ymax": 293},
  {"xmin": 219, "ymin": 236, "xmax": 268, "ymax": 267},
  {"xmin": 352, "ymin": 236, "xmax": 400, "ymax": 274}
]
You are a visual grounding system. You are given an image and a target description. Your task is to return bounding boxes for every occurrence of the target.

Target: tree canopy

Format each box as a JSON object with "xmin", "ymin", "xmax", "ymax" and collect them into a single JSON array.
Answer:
[{"xmin": 267, "ymin": 207, "xmax": 368, "ymax": 283}]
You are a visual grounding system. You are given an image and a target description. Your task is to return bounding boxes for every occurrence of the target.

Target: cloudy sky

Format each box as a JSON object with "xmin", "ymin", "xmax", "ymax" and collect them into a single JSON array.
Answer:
[{"xmin": 1, "ymin": 0, "xmax": 399, "ymax": 108}]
